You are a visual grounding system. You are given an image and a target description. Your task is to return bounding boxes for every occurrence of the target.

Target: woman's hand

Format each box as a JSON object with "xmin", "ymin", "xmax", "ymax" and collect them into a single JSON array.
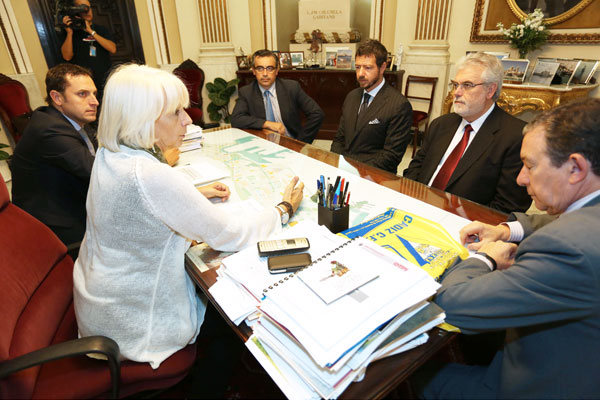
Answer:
[
  {"xmin": 197, "ymin": 182, "xmax": 230, "ymax": 202},
  {"xmin": 282, "ymin": 176, "xmax": 304, "ymax": 213}
]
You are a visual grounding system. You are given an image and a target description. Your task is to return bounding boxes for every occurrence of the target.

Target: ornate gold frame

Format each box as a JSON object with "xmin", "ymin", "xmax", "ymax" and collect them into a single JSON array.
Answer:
[
  {"xmin": 506, "ymin": 0, "xmax": 594, "ymax": 25},
  {"xmin": 471, "ymin": 0, "xmax": 600, "ymax": 44}
]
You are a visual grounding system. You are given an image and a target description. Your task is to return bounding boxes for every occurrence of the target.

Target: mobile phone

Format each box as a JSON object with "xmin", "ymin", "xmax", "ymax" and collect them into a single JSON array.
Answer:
[
  {"xmin": 267, "ymin": 253, "xmax": 312, "ymax": 274},
  {"xmin": 257, "ymin": 237, "xmax": 310, "ymax": 257}
]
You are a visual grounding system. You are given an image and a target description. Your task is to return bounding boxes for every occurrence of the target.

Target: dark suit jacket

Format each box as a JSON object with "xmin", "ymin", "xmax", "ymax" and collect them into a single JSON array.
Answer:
[
  {"xmin": 330, "ymin": 83, "xmax": 412, "ymax": 173},
  {"xmin": 230, "ymin": 78, "xmax": 324, "ymax": 143},
  {"xmin": 10, "ymin": 106, "xmax": 96, "ymax": 245},
  {"xmin": 435, "ymin": 195, "xmax": 600, "ymax": 398},
  {"xmin": 403, "ymin": 105, "xmax": 531, "ymax": 213}
]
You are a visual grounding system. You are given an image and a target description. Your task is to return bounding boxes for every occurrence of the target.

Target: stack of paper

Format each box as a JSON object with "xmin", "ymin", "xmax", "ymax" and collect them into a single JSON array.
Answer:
[
  {"xmin": 205, "ymin": 221, "xmax": 444, "ymax": 398},
  {"xmin": 180, "ymin": 123, "xmax": 203, "ymax": 152}
]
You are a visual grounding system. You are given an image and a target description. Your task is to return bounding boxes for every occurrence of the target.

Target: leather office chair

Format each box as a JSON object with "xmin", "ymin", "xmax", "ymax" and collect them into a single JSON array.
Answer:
[
  {"xmin": 173, "ymin": 59, "xmax": 218, "ymax": 129},
  {"xmin": 0, "ymin": 178, "xmax": 196, "ymax": 398},
  {"xmin": 0, "ymin": 74, "xmax": 33, "ymax": 145},
  {"xmin": 404, "ymin": 75, "xmax": 438, "ymax": 158}
]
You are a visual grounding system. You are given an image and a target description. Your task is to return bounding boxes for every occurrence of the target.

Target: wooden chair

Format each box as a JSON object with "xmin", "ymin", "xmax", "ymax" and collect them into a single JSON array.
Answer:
[
  {"xmin": 0, "ymin": 74, "xmax": 33, "ymax": 146},
  {"xmin": 173, "ymin": 60, "xmax": 218, "ymax": 129},
  {"xmin": 404, "ymin": 75, "xmax": 438, "ymax": 158}
]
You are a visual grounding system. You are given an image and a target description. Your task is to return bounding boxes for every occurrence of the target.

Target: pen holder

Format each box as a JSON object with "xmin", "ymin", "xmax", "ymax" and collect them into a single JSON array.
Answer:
[{"xmin": 318, "ymin": 204, "xmax": 349, "ymax": 234}]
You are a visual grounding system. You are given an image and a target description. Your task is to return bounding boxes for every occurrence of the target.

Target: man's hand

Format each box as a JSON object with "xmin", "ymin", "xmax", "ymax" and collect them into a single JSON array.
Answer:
[
  {"xmin": 163, "ymin": 148, "xmax": 180, "ymax": 166},
  {"xmin": 263, "ymin": 121, "xmax": 286, "ymax": 135},
  {"xmin": 460, "ymin": 221, "xmax": 510, "ymax": 251},
  {"xmin": 479, "ymin": 241, "xmax": 518, "ymax": 270},
  {"xmin": 282, "ymin": 176, "xmax": 304, "ymax": 213},
  {"xmin": 198, "ymin": 182, "xmax": 230, "ymax": 202}
]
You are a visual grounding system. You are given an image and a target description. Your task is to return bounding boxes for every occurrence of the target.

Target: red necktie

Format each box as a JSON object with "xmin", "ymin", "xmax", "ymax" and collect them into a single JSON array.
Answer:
[{"xmin": 431, "ymin": 124, "xmax": 473, "ymax": 190}]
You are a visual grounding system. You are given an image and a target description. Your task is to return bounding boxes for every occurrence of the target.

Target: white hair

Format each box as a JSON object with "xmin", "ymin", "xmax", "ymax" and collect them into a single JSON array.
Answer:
[
  {"xmin": 455, "ymin": 52, "xmax": 504, "ymax": 100},
  {"xmin": 98, "ymin": 64, "xmax": 189, "ymax": 152}
]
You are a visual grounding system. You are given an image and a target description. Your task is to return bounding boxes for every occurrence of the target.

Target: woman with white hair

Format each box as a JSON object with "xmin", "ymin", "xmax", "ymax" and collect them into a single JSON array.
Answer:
[{"xmin": 73, "ymin": 64, "xmax": 304, "ymax": 368}]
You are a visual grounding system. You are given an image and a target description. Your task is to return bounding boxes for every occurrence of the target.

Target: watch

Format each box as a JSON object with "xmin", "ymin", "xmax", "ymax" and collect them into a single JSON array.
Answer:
[
  {"xmin": 276, "ymin": 205, "xmax": 289, "ymax": 224},
  {"xmin": 476, "ymin": 251, "xmax": 498, "ymax": 271}
]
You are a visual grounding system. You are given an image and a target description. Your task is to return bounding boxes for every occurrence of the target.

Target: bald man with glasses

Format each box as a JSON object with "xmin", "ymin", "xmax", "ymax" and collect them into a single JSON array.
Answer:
[
  {"xmin": 231, "ymin": 49, "xmax": 324, "ymax": 143},
  {"xmin": 404, "ymin": 52, "xmax": 531, "ymax": 213}
]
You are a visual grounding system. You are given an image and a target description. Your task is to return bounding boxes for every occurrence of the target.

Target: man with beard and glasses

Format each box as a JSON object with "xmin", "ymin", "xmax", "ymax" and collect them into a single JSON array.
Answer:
[
  {"xmin": 330, "ymin": 39, "xmax": 412, "ymax": 173},
  {"xmin": 403, "ymin": 52, "xmax": 530, "ymax": 213}
]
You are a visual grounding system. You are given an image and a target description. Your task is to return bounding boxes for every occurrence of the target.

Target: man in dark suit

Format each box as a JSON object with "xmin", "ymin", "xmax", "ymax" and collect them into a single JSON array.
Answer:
[
  {"xmin": 231, "ymin": 49, "xmax": 324, "ymax": 143},
  {"xmin": 404, "ymin": 52, "xmax": 530, "ymax": 213},
  {"xmin": 330, "ymin": 39, "xmax": 412, "ymax": 173},
  {"xmin": 418, "ymin": 98, "xmax": 600, "ymax": 399},
  {"xmin": 11, "ymin": 63, "xmax": 98, "ymax": 255}
]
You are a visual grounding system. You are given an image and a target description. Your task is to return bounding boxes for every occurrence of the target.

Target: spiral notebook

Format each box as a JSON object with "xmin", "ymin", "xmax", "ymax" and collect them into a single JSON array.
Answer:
[{"xmin": 259, "ymin": 236, "xmax": 438, "ymax": 368}]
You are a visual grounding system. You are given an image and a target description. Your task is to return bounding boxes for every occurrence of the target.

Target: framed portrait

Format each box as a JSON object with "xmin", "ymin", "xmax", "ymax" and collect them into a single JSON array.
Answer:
[
  {"xmin": 236, "ymin": 56, "xmax": 249, "ymax": 70},
  {"xmin": 470, "ymin": 0, "xmax": 600, "ymax": 44},
  {"xmin": 336, "ymin": 49, "xmax": 353, "ymax": 69},
  {"xmin": 278, "ymin": 52, "xmax": 292, "ymax": 69},
  {"xmin": 529, "ymin": 60, "xmax": 560, "ymax": 85},
  {"xmin": 555, "ymin": 59, "xmax": 582, "ymax": 84},
  {"xmin": 501, "ymin": 59, "xmax": 529, "ymax": 82},
  {"xmin": 290, "ymin": 51, "xmax": 304, "ymax": 67},
  {"xmin": 325, "ymin": 51, "xmax": 337, "ymax": 67},
  {"xmin": 571, "ymin": 60, "xmax": 599, "ymax": 84}
]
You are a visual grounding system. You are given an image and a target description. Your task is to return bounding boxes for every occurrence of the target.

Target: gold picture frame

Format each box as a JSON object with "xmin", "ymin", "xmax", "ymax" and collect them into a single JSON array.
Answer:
[{"xmin": 471, "ymin": 0, "xmax": 600, "ymax": 44}]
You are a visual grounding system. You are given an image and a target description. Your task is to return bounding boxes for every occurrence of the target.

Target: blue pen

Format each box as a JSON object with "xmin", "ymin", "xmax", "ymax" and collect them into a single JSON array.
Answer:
[
  {"xmin": 320, "ymin": 175, "xmax": 325, "ymax": 206},
  {"xmin": 334, "ymin": 184, "xmax": 341, "ymax": 209}
]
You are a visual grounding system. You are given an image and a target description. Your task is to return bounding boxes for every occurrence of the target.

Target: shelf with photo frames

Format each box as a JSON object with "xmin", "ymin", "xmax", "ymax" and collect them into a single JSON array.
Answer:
[{"xmin": 521, "ymin": 58, "xmax": 598, "ymax": 87}]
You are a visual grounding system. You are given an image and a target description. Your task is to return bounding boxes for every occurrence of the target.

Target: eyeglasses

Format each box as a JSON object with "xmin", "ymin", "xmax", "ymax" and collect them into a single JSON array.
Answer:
[
  {"xmin": 254, "ymin": 66, "xmax": 276, "ymax": 72},
  {"xmin": 448, "ymin": 81, "xmax": 488, "ymax": 91}
]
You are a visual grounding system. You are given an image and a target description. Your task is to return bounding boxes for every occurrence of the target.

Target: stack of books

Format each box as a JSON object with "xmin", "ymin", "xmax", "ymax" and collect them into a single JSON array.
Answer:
[{"xmin": 205, "ymin": 221, "xmax": 445, "ymax": 399}]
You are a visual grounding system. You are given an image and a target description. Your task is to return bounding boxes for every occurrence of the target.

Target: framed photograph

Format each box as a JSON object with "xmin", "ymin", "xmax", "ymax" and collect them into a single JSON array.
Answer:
[
  {"xmin": 278, "ymin": 52, "xmax": 293, "ymax": 69},
  {"xmin": 290, "ymin": 51, "xmax": 304, "ymax": 67},
  {"xmin": 386, "ymin": 55, "xmax": 395, "ymax": 70},
  {"xmin": 570, "ymin": 60, "xmax": 599, "ymax": 84},
  {"xmin": 485, "ymin": 51, "xmax": 510, "ymax": 60},
  {"xmin": 336, "ymin": 49, "xmax": 353, "ymax": 69},
  {"xmin": 325, "ymin": 51, "xmax": 337, "ymax": 67},
  {"xmin": 500, "ymin": 59, "xmax": 529, "ymax": 82},
  {"xmin": 529, "ymin": 59, "xmax": 560, "ymax": 86},
  {"xmin": 555, "ymin": 59, "xmax": 581, "ymax": 85},
  {"xmin": 236, "ymin": 56, "xmax": 249, "ymax": 70}
]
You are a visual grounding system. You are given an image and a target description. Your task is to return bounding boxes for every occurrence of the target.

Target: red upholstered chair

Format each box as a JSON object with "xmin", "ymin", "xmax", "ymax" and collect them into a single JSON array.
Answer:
[
  {"xmin": 173, "ymin": 59, "xmax": 218, "ymax": 129},
  {"xmin": 0, "ymin": 73, "xmax": 33, "ymax": 145},
  {"xmin": 0, "ymin": 178, "xmax": 197, "ymax": 398},
  {"xmin": 404, "ymin": 75, "xmax": 438, "ymax": 158}
]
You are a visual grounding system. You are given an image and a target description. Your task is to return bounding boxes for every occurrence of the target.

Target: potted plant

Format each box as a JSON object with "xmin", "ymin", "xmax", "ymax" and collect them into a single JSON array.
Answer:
[
  {"xmin": 206, "ymin": 77, "xmax": 240, "ymax": 124},
  {"xmin": 0, "ymin": 143, "xmax": 10, "ymax": 161}
]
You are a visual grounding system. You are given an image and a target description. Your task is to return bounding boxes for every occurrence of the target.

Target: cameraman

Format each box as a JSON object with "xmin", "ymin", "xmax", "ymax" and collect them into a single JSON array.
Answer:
[{"xmin": 60, "ymin": 0, "xmax": 116, "ymax": 99}]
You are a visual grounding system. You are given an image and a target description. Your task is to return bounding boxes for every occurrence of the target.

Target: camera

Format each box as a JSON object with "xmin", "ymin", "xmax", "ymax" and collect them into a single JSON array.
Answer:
[{"xmin": 54, "ymin": 0, "xmax": 89, "ymax": 31}]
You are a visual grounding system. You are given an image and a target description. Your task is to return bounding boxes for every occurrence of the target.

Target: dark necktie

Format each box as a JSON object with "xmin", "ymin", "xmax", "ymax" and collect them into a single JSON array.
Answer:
[
  {"xmin": 358, "ymin": 93, "xmax": 371, "ymax": 115},
  {"xmin": 431, "ymin": 124, "xmax": 473, "ymax": 190}
]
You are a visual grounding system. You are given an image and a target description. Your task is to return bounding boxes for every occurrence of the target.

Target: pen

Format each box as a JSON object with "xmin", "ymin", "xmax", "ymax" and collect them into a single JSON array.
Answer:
[
  {"xmin": 345, "ymin": 191, "xmax": 350, "ymax": 206},
  {"xmin": 342, "ymin": 181, "xmax": 349, "ymax": 206}
]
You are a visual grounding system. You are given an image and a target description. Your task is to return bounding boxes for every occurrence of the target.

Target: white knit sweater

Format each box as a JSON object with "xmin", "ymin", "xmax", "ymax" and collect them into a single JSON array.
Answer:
[{"xmin": 73, "ymin": 145, "xmax": 281, "ymax": 368}]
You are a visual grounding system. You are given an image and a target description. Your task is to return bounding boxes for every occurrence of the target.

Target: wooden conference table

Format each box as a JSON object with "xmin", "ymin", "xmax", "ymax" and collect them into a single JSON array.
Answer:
[{"xmin": 184, "ymin": 128, "xmax": 507, "ymax": 399}]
